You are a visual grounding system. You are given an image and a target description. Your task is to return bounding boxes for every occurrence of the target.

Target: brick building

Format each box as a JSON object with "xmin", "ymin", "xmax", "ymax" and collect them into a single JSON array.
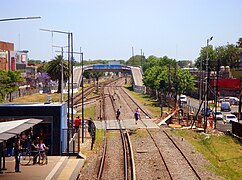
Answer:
[{"xmin": 0, "ymin": 41, "xmax": 14, "ymax": 70}]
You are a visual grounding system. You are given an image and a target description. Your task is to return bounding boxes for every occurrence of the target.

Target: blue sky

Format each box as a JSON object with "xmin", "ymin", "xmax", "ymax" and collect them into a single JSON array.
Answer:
[{"xmin": 0, "ymin": 0, "xmax": 241, "ymax": 62}]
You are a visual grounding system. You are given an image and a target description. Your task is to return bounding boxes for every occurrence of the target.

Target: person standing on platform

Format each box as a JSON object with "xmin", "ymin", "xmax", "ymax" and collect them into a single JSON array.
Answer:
[
  {"xmin": 31, "ymin": 136, "xmax": 40, "ymax": 165},
  {"xmin": 14, "ymin": 138, "xmax": 21, "ymax": 172},
  {"xmin": 87, "ymin": 119, "xmax": 96, "ymax": 150},
  {"xmin": 74, "ymin": 116, "xmax": 81, "ymax": 132}
]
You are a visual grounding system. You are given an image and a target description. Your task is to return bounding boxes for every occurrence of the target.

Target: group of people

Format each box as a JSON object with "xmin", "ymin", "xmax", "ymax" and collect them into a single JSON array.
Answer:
[
  {"xmin": 13, "ymin": 130, "xmax": 48, "ymax": 172},
  {"xmin": 116, "ymin": 107, "xmax": 141, "ymax": 124}
]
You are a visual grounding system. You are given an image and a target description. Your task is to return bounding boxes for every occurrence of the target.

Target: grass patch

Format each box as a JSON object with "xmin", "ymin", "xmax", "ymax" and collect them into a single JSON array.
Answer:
[
  {"xmin": 124, "ymin": 86, "xmax": 168, "ymax": 118},
  {"xmin": 10, "ymin": 93, "xmax": 71, "ymax": 103},
  {"xmin": 81, "ymin": 128, "xmax": 104, "ymax": 155},
  {"xmin": 171, "ymin": 129, "xmax": 242, "ymax": 179},
  {"xmin": 95, "ymin": 129, "xmax": 104, "ymax": 148},
  {"xmin": 131, "ymin": 129, "xmax": 147, "ymax": 137},
  {"xmin": 107, "ymin": 131, "xmax": 120, "ymax": 137},
  {"xmin": 82, "ymin": 105, "xmax": 96, "ymax": 119}
]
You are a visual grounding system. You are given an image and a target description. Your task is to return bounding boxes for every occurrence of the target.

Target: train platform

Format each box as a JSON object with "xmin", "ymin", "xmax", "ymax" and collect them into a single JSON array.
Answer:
[
  {"xmin": 0, "ymin": 155, "xmax": 85, "ymax": 180},
  {"xmin": 94, "ymin": 119, "xmax": 159, "ymax": 130}
]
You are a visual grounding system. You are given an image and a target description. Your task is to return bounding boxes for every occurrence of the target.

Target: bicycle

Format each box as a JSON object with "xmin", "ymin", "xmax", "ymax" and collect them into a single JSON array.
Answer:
[{"xmin": 19, "ymin": 148, "xmax": 48, "ymax": 165}]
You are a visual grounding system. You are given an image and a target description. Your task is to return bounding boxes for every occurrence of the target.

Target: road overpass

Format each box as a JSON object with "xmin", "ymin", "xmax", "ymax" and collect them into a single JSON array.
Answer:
[{"xmin": 72, "ymin": 64, "xmax": 145, "ymax": 93}]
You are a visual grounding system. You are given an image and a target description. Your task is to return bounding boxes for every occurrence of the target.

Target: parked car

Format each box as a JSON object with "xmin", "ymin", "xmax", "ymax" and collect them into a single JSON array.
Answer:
[
  {"xmin": 180, "ymin": 94, "xmax": 187, "ymax": 104},
  {"xmin": 219, "ymin": 97, "xmax": 239, "ymax": 105},
  {"xmin": 213, "ymin": 111, "xmax": 223, "ymax": 120},
  {"xmin": 221, "ymin": 102, "xmax": 231, "ymax": 111},
  {"xmin": 229, "ymin": 97, "xmax": 239, "ymax": 105},
  {"xmin": 223, "ymin": 114, "xmax": 238, "ymax": 124},
  {"xmin": 219, "ymin": 98, "xmax": 224, "ymax": 103}
]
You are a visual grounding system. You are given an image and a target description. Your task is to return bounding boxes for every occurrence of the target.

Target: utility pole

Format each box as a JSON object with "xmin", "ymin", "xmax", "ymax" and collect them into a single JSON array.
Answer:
[
  {"xmin": 40, "ymin": 28, "xmax": 72, "ymax": 154},
  {"xmin": 214, "ymin": 59, "xmax": 220, "ymax": 129},
  {"xmin": 204, "ymin": 36, "xmax": 213, "ymax": 132},
  {"xmin": 81, "ymin": 52, "xmax": 84, "ymax": 143},
  {"xmin": 132, "ymin": 47, "xmax": 135, "ymax": 66},
  {"xmin": 140, "ymin": 49, "xmax": 143, "ymax": 67},
  {"xmin": 199, "ymin": 56, "xmax": 203, "ymax": 105}
]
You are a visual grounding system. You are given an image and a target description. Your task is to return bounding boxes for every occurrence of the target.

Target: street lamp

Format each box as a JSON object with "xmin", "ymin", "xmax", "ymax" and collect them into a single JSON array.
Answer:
[
  {"xmin": 204, "ymin": 36, "xmax": 213, "ymax": 132},
  {"xmin": 56, "ymin": 49, "xmax": 84, "ymax": 144},
  {"xmin": 40, "ymin": 28, "xmax": 73, "ymax": 154},
  {"xmin": 81, "ymin": 52, "xmax": 84, "ymax": 143},
  {"xmin": 0, "ymin": 16, "xmax": 41, "ymax": 22}
]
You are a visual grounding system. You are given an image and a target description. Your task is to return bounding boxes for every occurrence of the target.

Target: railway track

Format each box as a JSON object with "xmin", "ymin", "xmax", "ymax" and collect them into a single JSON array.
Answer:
[
  {"xmin": 72, "ymin": 77, "xmax": 122, "ymax": 106},
  {"xmin": 97, "ymin": 84, "xmax": 134, "ymax": 180},
  {"xmin": 78, "ymin": 78, "xmax": 201, "ymax": 179},
  {"xmin": 115, "ymin": 86, "xmax": 201, "ymax": 179}
]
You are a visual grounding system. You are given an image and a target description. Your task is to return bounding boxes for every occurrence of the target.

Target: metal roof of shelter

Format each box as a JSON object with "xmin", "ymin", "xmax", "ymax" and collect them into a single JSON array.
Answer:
[
  {"xmin": 0, "ymin": 102, "xmax": 64, "ymax": 107},
  {"xmin": 0, "ymin": 119, "xmax": 42, "ymax": 143}
]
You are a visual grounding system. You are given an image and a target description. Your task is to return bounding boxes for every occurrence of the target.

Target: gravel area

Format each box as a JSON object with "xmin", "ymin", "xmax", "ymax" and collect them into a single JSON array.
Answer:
[
  {"xmin": 78, "ymin": 139, "xmax": 102, "ymax": 180},
  {"xmin": 79, "ymin": 78, "xmax": 221, "ymax": 180},
  {"xmin": 102, "ymin": 131, "xmax": 124, "ymax": 180},
  {"xmin": 152, "ymin": 128, "xmax": 199, "ymax": 179},
  {"xmin": 164, "ymin": 128, "xmax": 222, "ymax": 180},
  {"xmin": 130, "ymin": 129, "xmax": 170, "ymax": 179}
]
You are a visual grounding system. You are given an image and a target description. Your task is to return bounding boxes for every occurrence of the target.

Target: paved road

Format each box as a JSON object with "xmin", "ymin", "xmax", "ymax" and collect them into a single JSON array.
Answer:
[{"xmin": 185, "ymin": 96, "xmax": 240, "ymax": 132}]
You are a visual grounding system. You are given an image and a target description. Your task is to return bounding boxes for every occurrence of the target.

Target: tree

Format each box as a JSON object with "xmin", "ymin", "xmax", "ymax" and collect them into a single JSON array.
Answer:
[
  {"xmin": 194, "ymin": 45, "xmax": 217, "ymax": 70},
  {"xmin": 176, "ymin": 69, "xmax": 195, "ymax": 95},
  {"xmin": 0, "ymin": 70, "xmax": 23, "ymax": 102},
  {"xmin": 142, "ymin": 55, "xmax": 159, "ymax": 72},
  {"xmin": 143, "ymin": 56, "xmax": 195, "ymax": 98},
  {"xmin": 37, "ymin": 61, "xmax": 48, "ymax": 73},
  {"xmin": 143, "ymin": 66, "xmax": 167, "ymax": 90},
  {"xmin": 236, "ymin": 38, "xmax": 242, "ymax": 48},
  {"xmin": 126, "ymin": 55, "xmax": 145, "ymax": 67},
  {"xmin": 46, "ymin": 55, "xmax": 69, "ymax": 93},
  {"xmin": 178, "ymin": 60, "xmax": 193, "ymax": 68},
  {"xmin": 28, "ymin": 59, "xmax": 43, "ymax": 66},
  {"xmin": 195, "ymin": 40, "xmax": 241, "ymax": 70}
]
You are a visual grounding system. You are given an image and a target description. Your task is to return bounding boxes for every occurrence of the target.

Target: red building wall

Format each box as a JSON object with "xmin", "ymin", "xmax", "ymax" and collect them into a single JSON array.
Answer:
[
  {"xmin": 210, "ymin": 78, "xmax": 240, "ymax": 89},
  {"xmin": 0, "ymin": 41, "xmax": 14, "ymax": 71}
]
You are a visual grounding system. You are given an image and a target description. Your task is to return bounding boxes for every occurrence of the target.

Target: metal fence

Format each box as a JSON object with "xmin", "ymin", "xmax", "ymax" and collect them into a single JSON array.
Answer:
[
  {"xmin": 6, "ymin": 88, "xmax": 39, "ymax": 101},
  {"xmin": 61, "ymin": 125, "xmax": 88, "ymax": 155}
]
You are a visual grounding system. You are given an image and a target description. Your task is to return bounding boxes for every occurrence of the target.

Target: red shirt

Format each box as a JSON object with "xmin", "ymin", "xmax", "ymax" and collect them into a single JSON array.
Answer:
[{"xmin": 74, "ymin": 117, "xmax": 80, "ymax": 127}]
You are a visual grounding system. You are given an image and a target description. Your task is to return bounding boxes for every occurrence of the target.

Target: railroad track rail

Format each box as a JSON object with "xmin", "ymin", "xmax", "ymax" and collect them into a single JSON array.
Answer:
[
  {"xmin": 115, "ymin": 86, "xmax": 201, "ymax": 180},
  {"xmin": 97, "ymin": 84, "xmax": 134, "ymax": 180},
  {"xmin": 72, "ymin": 77, "xmax": 122, "ymax": 106},
  {"xmin": 97, "ymin": 85, "xmax": 107, "ymax": 180}
]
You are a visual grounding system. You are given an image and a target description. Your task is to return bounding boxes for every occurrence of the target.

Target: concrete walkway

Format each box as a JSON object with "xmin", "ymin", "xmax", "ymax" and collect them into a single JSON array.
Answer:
[
  {"xmin": 0, "ymin": 156, "xmax": 85, "ymax": 180},
  {"xmin": 94, "ymin": 119, "xmax": 159, "ymax": 130}
]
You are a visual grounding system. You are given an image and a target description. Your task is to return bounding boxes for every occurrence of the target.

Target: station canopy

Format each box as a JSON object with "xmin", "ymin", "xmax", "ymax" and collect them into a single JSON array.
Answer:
[{"xmin": 0, "ymin": 119, "xmax": 42, "ymax": 143}]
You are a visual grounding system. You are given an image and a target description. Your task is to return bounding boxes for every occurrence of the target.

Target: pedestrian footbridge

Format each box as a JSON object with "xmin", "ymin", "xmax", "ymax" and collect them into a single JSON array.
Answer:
[{"xmin": 73, "ymin": 64, "xmax": 145, "ymax": 93}]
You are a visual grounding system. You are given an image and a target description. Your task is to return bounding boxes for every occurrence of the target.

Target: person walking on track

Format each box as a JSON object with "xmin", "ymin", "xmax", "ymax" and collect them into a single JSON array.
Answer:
[
  {"xmin": 134, "ymin": 109, "xmax": 139, "ymax": 124},
  {"xmin": 116, "ymin": 109, "xmax": 121, "ymax": 120}
]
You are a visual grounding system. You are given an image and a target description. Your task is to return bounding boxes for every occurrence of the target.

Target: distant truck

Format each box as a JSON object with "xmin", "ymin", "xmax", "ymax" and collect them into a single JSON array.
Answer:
[
  {"xmin": 221, "ymin": 102, "xmax": 231, "ymax": 111},
  {"xmin": 179, "ymin": 94, "xmax": 187, "ymax": 104}
]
